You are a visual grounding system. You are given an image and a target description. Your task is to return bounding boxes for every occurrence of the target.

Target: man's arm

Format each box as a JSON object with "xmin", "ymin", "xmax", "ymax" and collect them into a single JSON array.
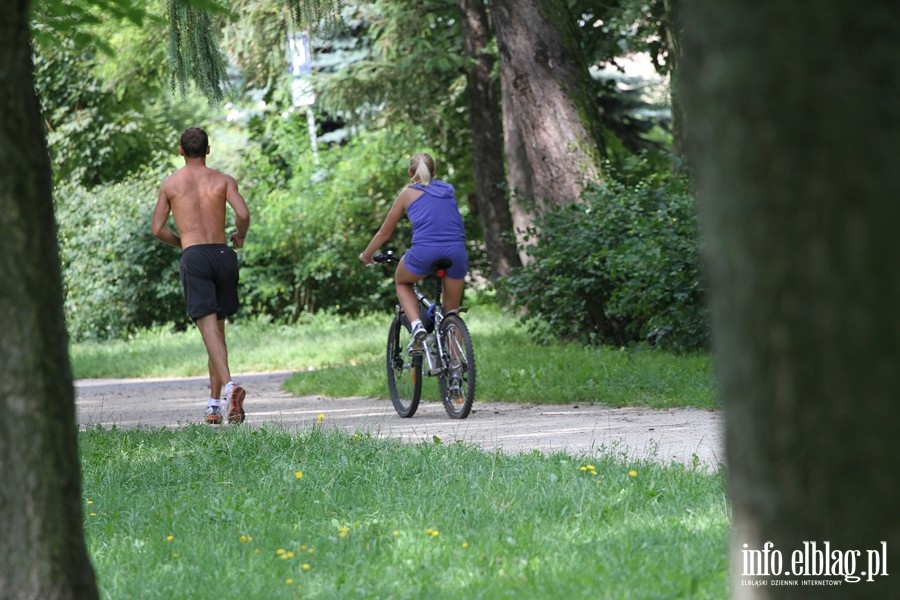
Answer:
[
  {"xmin": 150, "ymin": 186, "xmax": 182, "ymax": 248},
  {"xmin": 225, "ymin": 176, "xmax": 250, "ymax": 249}
]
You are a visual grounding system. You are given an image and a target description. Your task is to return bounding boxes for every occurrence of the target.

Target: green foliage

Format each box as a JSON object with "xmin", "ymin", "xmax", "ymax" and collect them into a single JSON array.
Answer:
[
  {"xmin": 314, "ymin": 0, "xmax": 471, "ymax": 169},
  {"xmin": 34, "ymin": 44, "xmax": 158, "ymax": 186},
  {"xmin": 502, "ymin": 155, "xmax": 708, "ymax": 351},
  {"xmin": 56, "ymin": 174, "xmax": 190, "ymax": 340},
  {"xmin": 287, "ymin": 0, "xmax": 345, "ymax": 31},
  {"xmin": 571, "ymin": 0, "xmax": 674, "ymax": 152},
  {"xmin": 32, "ymin": 2, "xmax": 214, "ymax": 188},
  {"xmin": 30, "ymin": 0, "xmax": 149, "ymax": 55},
  {"xmin": 237, "ymin": 120, "xmax": 422, "ymax": 319},
  {"xmin": 166, "ymin": 0, "xmax": 230, "ymax": 103}
]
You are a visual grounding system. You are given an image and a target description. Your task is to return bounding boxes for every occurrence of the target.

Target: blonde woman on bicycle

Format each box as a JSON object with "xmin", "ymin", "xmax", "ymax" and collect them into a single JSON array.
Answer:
[{"xmin": 359, "ymin": 152, "xmax": 468, "ymax": 349}]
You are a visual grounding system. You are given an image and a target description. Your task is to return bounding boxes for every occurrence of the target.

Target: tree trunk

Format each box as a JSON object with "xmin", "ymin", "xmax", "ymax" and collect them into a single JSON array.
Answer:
[
  {"xmin": 682, "ymin": 2, "xmax": 900, "ymax": 598},
  {"xmin": 0, "ymin": 2, "xmax": 99, "ymax": 599},
  {"xmin": 489, "ymin": 0, "xmax": 604, "ymax": 224},
  {"xmin": 660, "ymin": 0, "xmax": 686, "ymax": 171},
  {"xmin": 457, "ymin": 0, "xmax": 521, "ymax": 279}
]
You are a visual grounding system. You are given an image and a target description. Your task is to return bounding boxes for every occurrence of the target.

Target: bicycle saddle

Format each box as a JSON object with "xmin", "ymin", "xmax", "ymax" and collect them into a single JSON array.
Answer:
[{"xmin": 429, "ymin": 258, "xmax": 453, "ymax": 274}]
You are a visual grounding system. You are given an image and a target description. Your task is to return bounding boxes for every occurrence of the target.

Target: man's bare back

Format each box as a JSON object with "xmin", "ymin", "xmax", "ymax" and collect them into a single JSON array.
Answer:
[{"xmin": 151, "ymin": 149, "xmax": 249, "ymax": 249}]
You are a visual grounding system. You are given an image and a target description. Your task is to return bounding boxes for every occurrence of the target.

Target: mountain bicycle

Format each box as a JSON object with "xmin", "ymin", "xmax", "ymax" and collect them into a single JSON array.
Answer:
[{"xmin": 373, "ymin": 251, "xmax": 476, "ymax": 419}]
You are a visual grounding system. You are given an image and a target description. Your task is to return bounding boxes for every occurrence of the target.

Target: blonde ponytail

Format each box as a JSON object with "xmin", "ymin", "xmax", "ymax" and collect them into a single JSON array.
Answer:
[{"xmin": 409, "ymin": 153, "xmax": 435, "ymax": 185}]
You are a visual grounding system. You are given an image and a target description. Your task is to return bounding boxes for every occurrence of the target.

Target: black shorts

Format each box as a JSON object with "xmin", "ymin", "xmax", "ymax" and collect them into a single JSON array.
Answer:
[{"xmin": 179, "ymin": 244, "xmax": 239, "ymax": 320}]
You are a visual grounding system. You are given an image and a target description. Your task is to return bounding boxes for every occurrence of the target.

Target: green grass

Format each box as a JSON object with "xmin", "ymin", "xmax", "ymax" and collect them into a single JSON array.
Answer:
[
  {"xmin": 70, "ymin": 312, "xmax": 387, "ymax": 379},
  {"xmin": 80, "ymin": 425, "xmax": 730, "ymax": 599},
  {"xmin": 70, "ymin": 306, "xmax": 717, "ymax": 409}
]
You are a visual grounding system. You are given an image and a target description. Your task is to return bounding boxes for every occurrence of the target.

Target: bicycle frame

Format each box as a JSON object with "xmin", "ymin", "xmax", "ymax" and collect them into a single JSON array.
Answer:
[
  {"xmin": 377, "ymin": 251, "xmax": 460, "ymax": 377},
  {"xmin": 411, "ymin": 278, "xmax": 447, "ymax": 376},
  {"xmin": 374, "ymin": 250, "xmax": 475, "ymax": 419}
]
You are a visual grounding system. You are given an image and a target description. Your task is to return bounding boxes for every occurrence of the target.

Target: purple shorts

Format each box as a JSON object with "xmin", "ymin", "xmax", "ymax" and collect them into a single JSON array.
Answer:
[{"xmin": 403, "ymin": 244, "xmax": 468, "ymax": 279}]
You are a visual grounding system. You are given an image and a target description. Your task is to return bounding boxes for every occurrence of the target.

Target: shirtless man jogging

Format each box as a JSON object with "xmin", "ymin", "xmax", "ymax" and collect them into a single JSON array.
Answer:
[{"xmin": 151, "ymin": 127, "xmax": 250, "ymax": 424}]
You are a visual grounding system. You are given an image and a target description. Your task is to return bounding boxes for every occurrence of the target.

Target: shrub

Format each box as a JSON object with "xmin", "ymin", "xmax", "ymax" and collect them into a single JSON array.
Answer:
[
  {"xmin": 502, "ymin": 158, "xmax": 709, "ymax": 351},
  {"xmin": 56, "ymin": 174, "xmax": 190, "ymax": 341}
]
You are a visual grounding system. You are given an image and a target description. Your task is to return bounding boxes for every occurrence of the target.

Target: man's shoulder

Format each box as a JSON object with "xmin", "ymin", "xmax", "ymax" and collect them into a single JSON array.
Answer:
[
  {"xmin": 207, "ymin": 167, "xmax": 237, "ymax": 185},
  {"xmin": 163, "ymin": 166, "xmax": 190, "ymax": 183}
]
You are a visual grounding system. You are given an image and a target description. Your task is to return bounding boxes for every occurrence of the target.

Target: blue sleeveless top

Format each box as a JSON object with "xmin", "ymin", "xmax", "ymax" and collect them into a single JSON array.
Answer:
[{"xmin": 406, "ymin": 180, "xmax": 466, "ymax": 247}]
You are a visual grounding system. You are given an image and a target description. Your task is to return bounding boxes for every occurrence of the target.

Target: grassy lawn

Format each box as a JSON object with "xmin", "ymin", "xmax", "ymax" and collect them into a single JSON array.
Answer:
[
  {"xmin": 80, "ymin": 425, "xmax": 729, "ymax": 599},
  {"xmin": 70, "ymin": 305, "xmax": 718, "ymax": 409},
  {"xmin": 72, "ymin": 307, "xmax": 728, "ymax": 598}
]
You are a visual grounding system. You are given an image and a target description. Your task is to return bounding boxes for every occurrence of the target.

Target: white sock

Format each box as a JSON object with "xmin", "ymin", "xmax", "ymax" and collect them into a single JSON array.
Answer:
[
  {"xmin": 208, "ymin": 397, "xmax": 220, "ymax": 408},
  {"xmin": 224, "ymin": 381, "xmax": 235, "ymax": 399},
  {"xmin": 411, "ymin": 319, "xmax": 422, "ymax": 331}
]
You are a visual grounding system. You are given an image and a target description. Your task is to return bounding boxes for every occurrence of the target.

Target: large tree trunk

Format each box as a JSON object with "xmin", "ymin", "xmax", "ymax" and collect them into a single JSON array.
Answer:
[
  {"xmin": 682, "ymin": 2, "xmax": 900, "ymax": 598},
  {"xmin": 457, "ymin": 0, "xmax": 521, "ymax": 279},
  {"xmin": 489, "ymin": 0, "xmax": 604, "ymax": 238},
  {"xmin": 0, "ymin": 2, "xmax": 99, "ymax": 599}
]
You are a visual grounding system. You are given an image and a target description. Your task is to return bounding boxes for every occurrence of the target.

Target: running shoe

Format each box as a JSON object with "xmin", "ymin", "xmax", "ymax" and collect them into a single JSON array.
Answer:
[
  {"xmin": 226, "ymin": 384, "xmax": 246, "ymax": 424},
  {"xmin": 205, "ymin": 405, "xmax": 223, "ymax": 425}
]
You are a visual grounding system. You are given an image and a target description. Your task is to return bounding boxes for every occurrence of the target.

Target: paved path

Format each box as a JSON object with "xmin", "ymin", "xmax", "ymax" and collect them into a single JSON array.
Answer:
[{"xmin": 75, "ymin": 371, "xmax": 724, "ymax": 468}]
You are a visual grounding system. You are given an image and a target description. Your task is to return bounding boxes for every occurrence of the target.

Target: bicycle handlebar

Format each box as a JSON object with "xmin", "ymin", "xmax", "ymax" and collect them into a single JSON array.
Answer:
[{"xmin": 372, "ymin": 251, "xmax": 399, "ymax": 265}]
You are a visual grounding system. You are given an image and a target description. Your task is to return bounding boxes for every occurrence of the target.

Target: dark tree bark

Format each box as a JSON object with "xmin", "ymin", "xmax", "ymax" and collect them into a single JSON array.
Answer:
[
  {"xmin": 682, "ymin": 1, "xmax": 900, "ymax": 598},
  {"xmin": 660, "ymin": 0, "xmax": 686, "ymax": 171},
  {"xmin": 489, "ymin": 0, "xmax": 604, "ymax": 236},
  {"xmin": 0, "ymin": 2, "xmax": 99, "ymax": 598},
  {"xmin": 457, "ymin": 0, "xmax": 521, "ymax": 278}
]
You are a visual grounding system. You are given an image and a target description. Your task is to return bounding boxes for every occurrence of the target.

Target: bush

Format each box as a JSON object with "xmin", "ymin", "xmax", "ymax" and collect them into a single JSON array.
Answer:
[
  {"xmin": 502, "ymin": 158, "xmax": 709, "ymax": 351},
  {"xmin": 56, "ymin": 174, "xmax": 190, "ymax": 341}
]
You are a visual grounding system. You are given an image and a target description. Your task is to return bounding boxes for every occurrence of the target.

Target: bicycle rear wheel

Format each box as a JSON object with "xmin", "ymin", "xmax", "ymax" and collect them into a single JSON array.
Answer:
[
  {"xmin": 386, "ymin": 315, "xmax": 422, "ymax": 417},
  {"xmin": 438, "ymin": 314, "xmax": 476, "ymax": 419}
]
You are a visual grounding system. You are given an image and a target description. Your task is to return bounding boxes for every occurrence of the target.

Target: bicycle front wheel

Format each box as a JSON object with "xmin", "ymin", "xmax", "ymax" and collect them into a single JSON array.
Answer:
[
  {"xmin": 386, "ymin": 315, "xmax": 422, "ymax": 418},
  {"xmin": 438, "ymin": 314, "xmax": 476, "ymax": 419}
]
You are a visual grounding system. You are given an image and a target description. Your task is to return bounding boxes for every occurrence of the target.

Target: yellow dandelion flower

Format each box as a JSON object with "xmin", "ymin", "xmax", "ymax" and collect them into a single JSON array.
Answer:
[
  {"xmin": 302, "ymin": 563, "xmax": 311, "ymax": 571},
  {"xmin": 90, "ymin": 512, "xmax": 97, "ymax": 517},
  {"xmin": 172, "ymin": 552, "xmax": 180, "ymax": 558},
  {"xmin": 308, "ymin": 547, "xmax": 315, "ymax": 554},
  {"xmin": 580, "ymin": 466, "xmax": 588, "ymax": 472},
  {"xmin": 317, "ymin": 413, "xmax": 326, "ymax": 424},
  {"xmin": 295, "ymin": 470, "xmax": 304, "ymax": 479},
  {"xmin": 166, "ymin": 535, "xmax": 174, "ymax": 542},
  {"xmin": 628, "ymin": 470, "xmax": 638, "ymax": 477},
  {"xmin": 462, "ymin": 542, "xmax": 470, "ymax": 549},
  {"xmin": 285, "ymin": 578, "xmax": 294, "ymax": 585},
  {"xmin": 338, "ymin": 527, "xmax": 350, "ymax": 539},
  {"xmin": 300, "ymin": 544, "xmax": 308, "ymax": 551},
  {"xmin": 86, "ymin": 500, "xmax": 94, "ymax": 505},
  {"xmin": 392, "ymin": 530, "xmax": 400, "ymax": 537},
  {"xmin": 276, "ymin": 548, "xmax": 286, "ymax": 555}
]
